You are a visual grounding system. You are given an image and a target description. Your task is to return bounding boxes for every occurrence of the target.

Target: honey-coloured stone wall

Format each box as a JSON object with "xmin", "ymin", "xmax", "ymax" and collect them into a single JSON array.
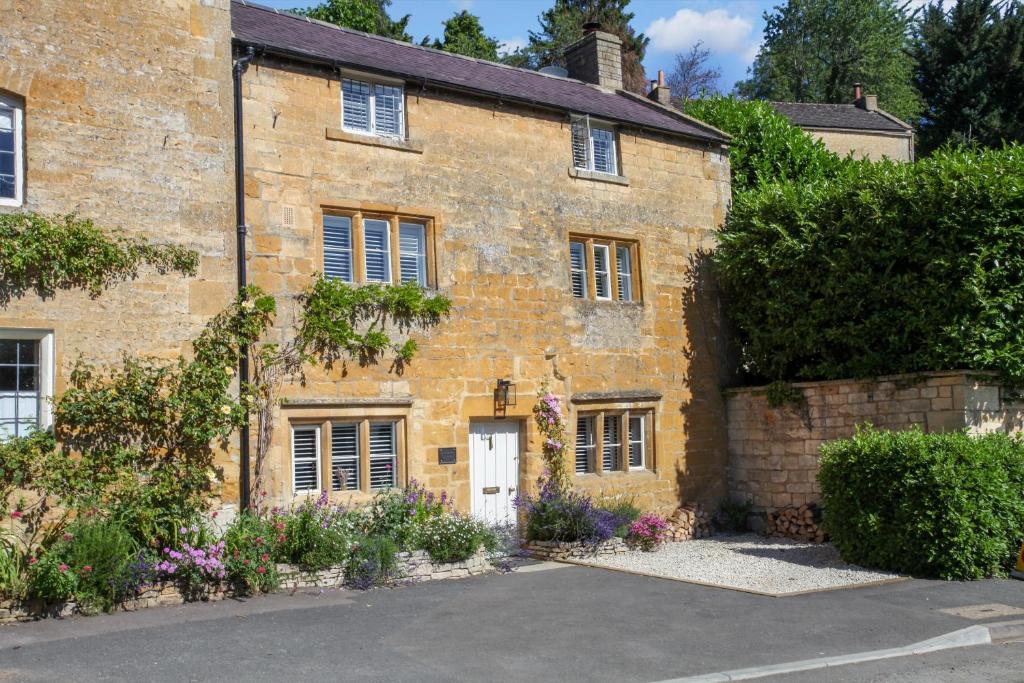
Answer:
[
  {"xmin": 807, "ymin": 128, "xmax": 913, "ymax": 162},
  {"xmin": 240, "ymin": 55, "xmax": 732, "ymax": 514},
  {"xmin": 726, "ymin": 371, "xmax": 1024, "ymax": 511}
]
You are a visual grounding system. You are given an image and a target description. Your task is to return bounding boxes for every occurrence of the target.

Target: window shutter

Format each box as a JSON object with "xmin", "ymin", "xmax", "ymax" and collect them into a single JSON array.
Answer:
[
  {"xmin": 331, "ymin": 423, "xmax": 360, "ymax": 491},
  {"xmin": 575, "ymin": 416, "xmax": 593, "ymax": 473},
  {"xmin": 342, "ymin": 79, "xmax": 371, "ymax": 132},
  {"xmin": 373, "ymin": 84, "xmax": 403, "ymax": 138},
  {"xmin": 616, "ymin": 246, "xmax": 632, "ymax": 302},
  {"xmin": 570, "ymin": 115, "xmax": 591, "ymax": 170},
  {"xmin": 368, "ymin": 422, "xmax": 397, "ymax": 489},
  {"xmin": 602, "ymin": 416, "xmax": 621, "ymax": 471},
  {"xmin": 363, "ymin": 219, "xmax": 392, "ymax": 282},
  {"xmin": 398, "ymin": 223, "xmax": 426, "ymax": 285},
  {"xmin": 292, "ymin": 426, "xmax": 320, "ymax": 493},
  {"xmin": 569, "ymin": 242, "xmax": 587, "ymax": 298},
  {"xmin": 323, "ymin": 215, "xmax": 354, "ymax": 282}
]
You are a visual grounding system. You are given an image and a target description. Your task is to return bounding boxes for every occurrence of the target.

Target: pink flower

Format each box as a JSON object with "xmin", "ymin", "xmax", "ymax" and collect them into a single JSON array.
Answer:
[
  {"xmin": 81, "ymin": 565, "xmax": 92, "ymax": 573},
  {"xmin": 58, "ymin": 564, "xmax": 69, "ymax": 573},
  {"xmin": 256, "ymin": 566, "xmax": 267, "ymax": 574},
  {"xmin": 28, "ymin": 557, "xmax": 38, "ymax": 565},
  {"xmin": 260, "ymin": 553, "xmax": 269, "ymax": 562},
  {"xmin": 10, "ymin": 511, "xmax": 22, "ymax": 519}
]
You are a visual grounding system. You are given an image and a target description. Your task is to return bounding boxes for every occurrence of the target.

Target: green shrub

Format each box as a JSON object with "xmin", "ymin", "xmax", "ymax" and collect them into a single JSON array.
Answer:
[
  {"xmin": 415, "ymin": 513, "xmax": 494, "ymax": 564},
  {"xmin": 222, "ymin": 513, "xmax": 278, "ymax": 593},
  {"xmin": 272, "ymin": 496, "xmax": 354, "ymax": 570},
  {"xmin": 819, "ymin": 426, "xmax": 1024, "ymax": 579},
  {"xmin": 346, "ymin": 535, "xmax": 398, "ymax": 589},
  {"xmin": 720, "ymin": 499, "xmax": 753, "ymax": 533},
  {"xmin": 597, "ymin": 497, "xmax": 641, "ymax": 538},
  {"xmin": 366, "ymin": 480, "xmax": 447, "ymax": 550},
  {"xmin": 714, "ymin": 144, "xmax": 1024, "ymax": 384},
  {"xmin": 28, "ymin": 553, "xmax": 78, "ymax": 603},
  {"xmin": 0, "ymin": 534, "xmax": 28, "ymax": 600},
  {"xmin": 59, "ymin": 517, "xmax": 139, "ymax": 612}
]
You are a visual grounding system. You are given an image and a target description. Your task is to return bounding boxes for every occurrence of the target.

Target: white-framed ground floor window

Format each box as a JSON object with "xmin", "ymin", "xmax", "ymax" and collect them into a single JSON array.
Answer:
[
  {"xmin": 574, "ymin": 408, "xmax": 653, "ymax": 475},
  {"xmin": 0, "ymin": 329, "xmax": 54, "ymax": 440},
  {"xmin": 290, "ymin": 415, "xmax": 404, "ymax": 495}
]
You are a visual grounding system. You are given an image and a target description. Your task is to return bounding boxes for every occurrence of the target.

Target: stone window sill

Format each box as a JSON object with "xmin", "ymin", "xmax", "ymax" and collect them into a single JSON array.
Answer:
[
  {"xmin": 575, "ymin": 469, "xmax": 656, "ymax": 479},
  {"xmin": 325, "ymin": 127, "xmax": 424, "ymax": 154},
  {"xmin": 567, "ymin": 166, "xmax": 629, "ymax": 186}
]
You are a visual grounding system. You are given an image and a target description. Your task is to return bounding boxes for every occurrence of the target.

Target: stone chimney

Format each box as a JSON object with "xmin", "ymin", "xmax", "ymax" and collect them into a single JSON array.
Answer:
[
  {"xmin": 564, "ymin": 22, "xmax": 623, "ymax": 90},
  {"xmin": 853, "ymin": 83, "xmax": 878, "ymax": 111},
  {"xmin": 647, "ymin": 69, "xmax": 671, "ymax": 106}
]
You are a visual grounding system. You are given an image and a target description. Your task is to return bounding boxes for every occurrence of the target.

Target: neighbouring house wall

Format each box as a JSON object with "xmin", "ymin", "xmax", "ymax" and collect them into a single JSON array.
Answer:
[
  {"xmin": 805, "ymin": 128, "xmax": 913, "ymax": 162},
  {"xmin": 726, "ymin": 371, "xmax": 1023, "ymax": 511},
  {"xmin": 241, "ymin": 56, "xmax": 732, "ymax": 514},
  {"xmin": 0, "ymin": 2, "xmax": 237, "ymax": 447}
]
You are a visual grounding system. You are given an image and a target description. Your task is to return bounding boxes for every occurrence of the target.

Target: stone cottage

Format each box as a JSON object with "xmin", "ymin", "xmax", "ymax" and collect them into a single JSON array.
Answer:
[
  {"xmin": 772, "ymin": 85, "xmax": 914, "ymax": 162},
  {"xmin": 0, "ymin": 0, "xmax": 732, "ymax": 523}
]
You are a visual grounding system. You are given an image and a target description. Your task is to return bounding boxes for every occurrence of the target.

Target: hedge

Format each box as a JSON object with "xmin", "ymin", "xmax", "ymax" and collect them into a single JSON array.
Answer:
[
  {"xmin": 818, "ymin": 427, "xmax": 1024, "ymax": 580},
  {"xmin": 713, "ymin": 144, "xmax": 1024, "ymax": 383}
]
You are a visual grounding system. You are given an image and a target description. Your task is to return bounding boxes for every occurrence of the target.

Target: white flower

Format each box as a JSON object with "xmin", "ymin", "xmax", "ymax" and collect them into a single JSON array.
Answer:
[
  {"xmin": 224, "ymin": 366, "xmax": 235, "ymax": 376},
  {"xmin": 241, "ymin": 300, "xmax": 255, "ymax": 311},
  {"xmin": 220, "ymin": 404, "xmax": 232, "ymax": 415}
]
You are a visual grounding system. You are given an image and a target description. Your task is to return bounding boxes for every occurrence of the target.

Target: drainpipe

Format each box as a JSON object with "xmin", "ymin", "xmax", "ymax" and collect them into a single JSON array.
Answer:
[{"xmin": 233, "ymin": 46, "xmax": 256, "ymax": 512}]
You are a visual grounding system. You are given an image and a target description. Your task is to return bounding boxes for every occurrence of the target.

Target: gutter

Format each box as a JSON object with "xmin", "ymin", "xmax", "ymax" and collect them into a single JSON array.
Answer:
[{"xmin": 232, "ymin": 45, "xmax": 256, "ymax": 512}]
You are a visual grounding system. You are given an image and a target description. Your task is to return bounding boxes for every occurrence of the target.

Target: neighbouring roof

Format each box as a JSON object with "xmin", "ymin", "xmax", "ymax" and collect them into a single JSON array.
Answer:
[
  {"xmin": 771, "ymin": 102, "xmax": 911, "ymax": 133},
  {"xmin": 231, "ymin": 1, "xmax": 727, "ymax": 144}
]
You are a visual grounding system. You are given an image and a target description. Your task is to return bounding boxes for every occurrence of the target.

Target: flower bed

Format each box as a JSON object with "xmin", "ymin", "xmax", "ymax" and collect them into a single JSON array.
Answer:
[{"xmin": 0, "ymin": 548, "xmax": 494, "ymax": 625}]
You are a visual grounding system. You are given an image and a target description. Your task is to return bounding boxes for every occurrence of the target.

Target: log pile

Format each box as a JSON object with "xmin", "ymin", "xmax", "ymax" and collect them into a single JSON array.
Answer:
[
  {"xmin": 666, "ymin": 503, "xmax": 712, "ymax": 541},
  {"xmin": 766, "ymin": 504, "xmax": 826, "ymax": 543}
]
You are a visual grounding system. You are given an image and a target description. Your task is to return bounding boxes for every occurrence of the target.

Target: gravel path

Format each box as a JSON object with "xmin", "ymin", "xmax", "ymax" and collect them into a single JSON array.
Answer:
[{"xmin": 579, "ymin": 533, "xmax": 902, "ymax": 595}]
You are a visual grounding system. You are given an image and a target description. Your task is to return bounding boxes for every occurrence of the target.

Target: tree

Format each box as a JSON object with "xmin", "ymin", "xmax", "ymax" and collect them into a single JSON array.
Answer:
[
  {"xmin": 423, "ymin": 10, "xmax": 501, "ymax": 61},
  {"xmin": 911, "ymin": 0, "xmax": 1024, "ymax": 153},
  {"xmin": 666, "ymin": 42, "xmax": 721, "ymax": 104},
  {"xmin": 292, "ymin": 0, "xmax": 412, "ymax": 42},
  {"xmin": 509, "ymin": 0, "xmax": 651, "ymax": 94},
  {"xmin": 736, "ymin": 0, "xmax": 922, "ymax": 122}
]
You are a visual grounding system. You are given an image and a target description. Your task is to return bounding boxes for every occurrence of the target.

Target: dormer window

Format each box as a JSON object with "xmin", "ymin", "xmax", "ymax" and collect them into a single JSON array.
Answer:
[
  {"xmin": 341, "ymin": 78, "xmax": 404, "ymax": 139},
  {"xmin": 571, "ymin": 115, "xmax": 618, "ymax": 175}
]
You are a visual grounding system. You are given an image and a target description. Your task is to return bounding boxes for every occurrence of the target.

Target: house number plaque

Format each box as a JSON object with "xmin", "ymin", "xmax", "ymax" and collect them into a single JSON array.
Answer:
[{"xmin": 438, "ymin": 447, "xmax": 457, "ymax": 465}]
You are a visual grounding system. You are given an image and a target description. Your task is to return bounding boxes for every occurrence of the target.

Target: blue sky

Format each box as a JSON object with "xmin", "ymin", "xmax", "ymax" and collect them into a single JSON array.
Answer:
[{"xmin": 262, "ymin": 0, "xmax": 782, "ymax": 91}]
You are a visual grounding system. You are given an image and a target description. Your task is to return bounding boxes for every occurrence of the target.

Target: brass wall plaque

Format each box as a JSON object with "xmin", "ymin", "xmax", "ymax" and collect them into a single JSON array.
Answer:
[{"xmin": 482, "ymin": 486, "xmax": 500, "ymax": 495}]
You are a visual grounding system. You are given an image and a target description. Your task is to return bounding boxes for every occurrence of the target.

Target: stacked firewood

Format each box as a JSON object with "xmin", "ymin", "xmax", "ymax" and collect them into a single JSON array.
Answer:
[
  {"xmin": 666, "ymin": 503, "xmax": 712, "ymax": 541},
  {"xmin": 765, "ymin": 504, "xmax": 826, "ymax": 543}
]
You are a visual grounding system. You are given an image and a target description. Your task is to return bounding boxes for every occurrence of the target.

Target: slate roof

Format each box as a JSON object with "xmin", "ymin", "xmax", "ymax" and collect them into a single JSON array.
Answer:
[
  {"xmin": 231, "ymin": 1, "xmax": 727, "ymax": 144},
  {"xmin": 770, "ymin": 102, "xmax": 911, "ymax": 133}
]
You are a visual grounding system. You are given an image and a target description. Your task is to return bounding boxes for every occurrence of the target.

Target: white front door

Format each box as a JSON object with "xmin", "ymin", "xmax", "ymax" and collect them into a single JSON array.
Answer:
[{"xmin": 470, "ymin": 421, "xmax": 520, "ymax": 527}]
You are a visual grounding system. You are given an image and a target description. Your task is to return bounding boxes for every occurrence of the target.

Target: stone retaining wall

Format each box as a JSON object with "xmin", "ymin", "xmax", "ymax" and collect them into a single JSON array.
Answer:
[
  {"xmin": 524, "ymin": 537, "xmax": 627, "ymax": 561},
  {"xmin": 0, "ymin": 549, "xmax": 492, "ymax": 625},
  {"xmin": 726, "ymin": 371, "xmax": 1024, "ymax": 512}
]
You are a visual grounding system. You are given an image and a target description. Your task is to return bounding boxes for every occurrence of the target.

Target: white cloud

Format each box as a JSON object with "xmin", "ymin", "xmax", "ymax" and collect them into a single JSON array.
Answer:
[
  {"xmin": 646, "ymin": 8, "xmax": 755, "ymax": 56},
  {"xmin": 498, "ymin": 37, "xmax": 526, "ymax": 57}
]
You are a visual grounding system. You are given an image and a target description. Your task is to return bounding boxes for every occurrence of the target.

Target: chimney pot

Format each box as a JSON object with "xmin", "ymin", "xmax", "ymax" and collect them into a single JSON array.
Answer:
[
  {"xmin": 658, "ymin": 69, "xmax": 666, "ymax": 87},
  {"xmin": 853, "ymin": 82, "xmax": 863, "ymax": 101}
]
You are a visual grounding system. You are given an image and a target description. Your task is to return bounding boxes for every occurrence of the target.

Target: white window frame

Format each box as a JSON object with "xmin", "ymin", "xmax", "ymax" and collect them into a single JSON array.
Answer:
[
  {"xmin": 571, "ymin": 114, "xmax": 618, "ymax": 176},
  {"xmin": 362, "ymin": 218, "xmax": 393, "ymax": 283},
  {"xmin": 593, "ymin": 244, "xmax": 611, "ymax": 300},
  {"xmin": 0, "ymin": 93, "xmax": 24, "ymax": 207},
  {"xmin": 323, "ymin": 215, "xmax": 354, "ymax": 283},
  {"xmin": 330, "ymin": 421, "xmax": 360, "ymax": 492},
  {"xmin": 575, "ymin": 416, "xmax": 596, "ymax": 474},
  {"xmin": 0, "ymin": 330, "xmax": 54, "ymax": 439},
  {"xmin": 341, "ymin": 77, "xmax": 405, "ymax": 140},
  {"xmin": 602, "ymin": 415, "xmax": 622, "ymax": 473},
  {"xmin": 569, "ymin": 242, "xmax": 587, "ymax": 299},
  {"xmin": 368, "ymin": 420, "xmax": 398, "ymax": 490},
  {"xmin": 291, "ymin": 424, "xmax": 322, "ymax": 495},
  {"xmin": 616, "ymin": 245, "xmax": 633, "ymax": 302},
  {"xmin": 628, "ymin": 415, "xmax": 646, "ymax": 470},
  {"xmin": 398, "ymin": 222, "xmax": 427, "ymax": 286}
]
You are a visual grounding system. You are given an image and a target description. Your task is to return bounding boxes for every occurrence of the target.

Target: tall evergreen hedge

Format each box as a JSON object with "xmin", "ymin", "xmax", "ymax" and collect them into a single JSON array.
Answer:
[{"xmin": 713, "ymin": 144, "xmax": 1024, "ymax": 383}]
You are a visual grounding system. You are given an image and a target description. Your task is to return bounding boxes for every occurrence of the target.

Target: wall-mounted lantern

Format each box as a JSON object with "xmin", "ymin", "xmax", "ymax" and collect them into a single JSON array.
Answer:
[{"xmin": 494, "ymin": 378, "xmax": 517, "ymax": 417}]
